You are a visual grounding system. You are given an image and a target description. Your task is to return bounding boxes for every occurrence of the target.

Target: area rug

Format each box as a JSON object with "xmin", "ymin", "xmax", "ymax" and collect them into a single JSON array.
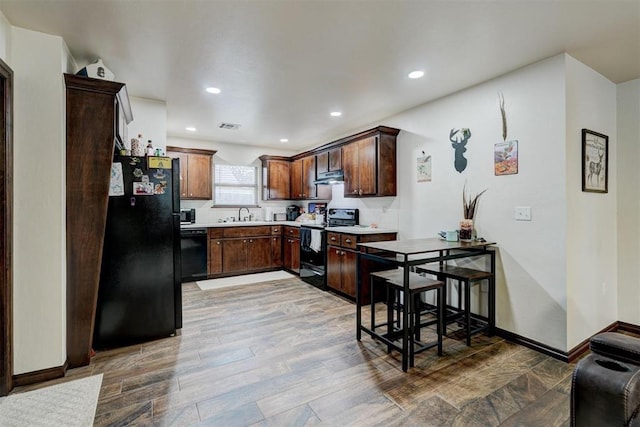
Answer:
[
  {"xmin": 0, "ymin": 374, "xmax": 102, "ymax": 427},
  {"xmin": 197, "ymin": 270, "xmax": 295, "ymax": 290}
]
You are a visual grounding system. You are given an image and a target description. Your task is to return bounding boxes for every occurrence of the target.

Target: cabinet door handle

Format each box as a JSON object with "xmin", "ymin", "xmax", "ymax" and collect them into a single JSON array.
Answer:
[
  {"xmin": 331, "ymin": 236, "xmax": 336, "ymax": 241},
  {"xmin": 216, "ymin": 241, "xmax": 220, "ymax": 245},
  {"xmin": 274, "ymin": 228, "xmax": 279, "ymax": 232},
  {"xmin": 249, "ymin": 239, "xmax": 253, "ymax": 243},
  {"xmin": 345, "ymin": 239, "xmax": 352, "ymax": 243},
  {"xmin": 352, "ymin": 189, "xmax": 358, "ymax": 194},
  {"xmin": 358, "ymin": 189, "xmax": 363, "ymax": 196},
  {"xmin": 243, "ymin": 239, "xmax": 247, "ymax": 243}
]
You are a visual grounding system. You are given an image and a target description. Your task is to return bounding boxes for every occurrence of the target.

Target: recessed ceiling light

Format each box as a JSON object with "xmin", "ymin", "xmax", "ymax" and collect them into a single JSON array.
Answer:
[
  {"xmin": 330, "ymin": 111, "xmax": 342, "ymax": 117},
  {"xmin": 408, "ymin": 70, "xmax": 424, "ymax": 79},
  {"xmin": 280, "ymin": 138, "xmax": 289, "ymax": 143},
  {"xmin": 185, "ymin": 126, "xmax": 197, "ymax": 132},
  {"xmin": 206, "ymin": 87, "xmax": 221, "ymax": 94}
]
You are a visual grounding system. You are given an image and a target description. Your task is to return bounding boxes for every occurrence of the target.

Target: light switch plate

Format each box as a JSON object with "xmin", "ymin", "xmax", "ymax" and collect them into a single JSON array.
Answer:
[{"xmin": 514, "ymin": 206, "xmax": 532, "ymax": 221}]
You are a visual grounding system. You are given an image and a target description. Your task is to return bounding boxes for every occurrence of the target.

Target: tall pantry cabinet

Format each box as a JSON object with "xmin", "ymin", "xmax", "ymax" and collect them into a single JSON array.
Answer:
[{"xmin": 64, "ymin": 74, "xmax": 132, "ymax": 368}]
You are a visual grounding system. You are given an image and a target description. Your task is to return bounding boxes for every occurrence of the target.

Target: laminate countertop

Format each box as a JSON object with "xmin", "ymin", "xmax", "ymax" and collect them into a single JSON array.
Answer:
[
  {"xmin": 325, "ymin": 226, "xmax": 397, "ymax": 235},
  {"xmin": 180, "ymin": 221, "xmax": 300, "ymax": 229}
]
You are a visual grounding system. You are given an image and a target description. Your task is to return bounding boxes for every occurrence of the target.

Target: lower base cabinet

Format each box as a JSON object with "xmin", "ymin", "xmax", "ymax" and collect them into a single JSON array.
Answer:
[
  {"xmin": 326, "ymin": 231, "xmax": 397, "ymax": 303},
  {"xmin": 208, "ymin": 226, "xmax": 280, "ymax": 277},
  {"xmin": 283, "ymin": 237, "xmax": 300, "ymax": 273}
]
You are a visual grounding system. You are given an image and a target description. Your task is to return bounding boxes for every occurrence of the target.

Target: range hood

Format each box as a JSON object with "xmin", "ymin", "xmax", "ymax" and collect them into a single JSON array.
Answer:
[{"xmin": 313, "ymin": 170, "xmax": 344, "ymax": 185}]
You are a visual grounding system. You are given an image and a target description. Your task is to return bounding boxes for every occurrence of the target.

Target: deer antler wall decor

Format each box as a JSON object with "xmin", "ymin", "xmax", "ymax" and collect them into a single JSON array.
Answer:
[{"xmin": 450, "ymin": 128, "xmax": 471, "ymax": 173}]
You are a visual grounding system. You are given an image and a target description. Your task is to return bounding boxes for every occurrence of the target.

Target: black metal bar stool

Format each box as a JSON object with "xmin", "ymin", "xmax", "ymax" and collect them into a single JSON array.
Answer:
[
  {"xmin": 415, "ymin": 263, "xmax": 494, "ymax": 346},
  {"xmin": 369, "ymin": 269, "xmax": 445, "ymax": 367}
]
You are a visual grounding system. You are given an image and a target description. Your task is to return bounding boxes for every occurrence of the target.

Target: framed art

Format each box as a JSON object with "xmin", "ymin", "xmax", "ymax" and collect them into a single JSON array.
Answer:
[
  {"xmin": 494, "ymin": 140, "xmax": 518, "ymax": 175},
  {"xmin": 582, "ymin": 128, "xmax": 608, "ymax": 193}
]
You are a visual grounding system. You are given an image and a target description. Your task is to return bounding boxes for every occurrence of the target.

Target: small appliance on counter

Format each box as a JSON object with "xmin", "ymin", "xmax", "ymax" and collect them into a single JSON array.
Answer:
[
  {"xmin": 286, "ymin": 205, "xmax": 301, "ymax": 221},
  {"xmin": 264, "ymin": 206, "xmax": 287, "ymax": 222},
  {"xmin": 180, "ymin": 208, "xmax": 196, "ymax": 224}
]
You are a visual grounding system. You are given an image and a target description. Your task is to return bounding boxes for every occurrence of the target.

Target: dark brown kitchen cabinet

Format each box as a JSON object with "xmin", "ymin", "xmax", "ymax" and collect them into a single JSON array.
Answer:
[
  {"xmin": 222, "ymin": 237, "xmax": 271, "ymax": 273},
  {"xmin": 208, "ymin": 225, "xmax": 281, "ymax": 277},
  {"xmin": 65, "ymin": 73, "xmax": 132, "ymax": 368},
  {"xmin": 271, "ymin": 226, "xmax": 283, "ymax": 267},
  {"xmin": 283, "ymin": 226, "xmax": 300, "ymax": 273},
  {"xmin": 290, "ymin": 156, "xmax": 317, "ymax": 200},
  {"xmin": 317, "ymin": 147, "xmax": 342, "ymax": 174},
  {"xmin": 326, "ymin": 231, "xmax": 397, "ymax": 302},
  {"xmin": 166, "ymin": 146, "xmax": 216, "ymax": 200},
  {"xmin": 327, "ymin": 245, "xmax": 357, "ymax": 297},
  {"xmin": 342, "ymin": 129, "xmax": 397, "ymax": 198},
  {"xmin": 208, "ymin": 238, "xmax": 223, "ymax": 275},
  {"xmin": 259, "ymin": 155, "xmax": 290, "ymax": 200}
]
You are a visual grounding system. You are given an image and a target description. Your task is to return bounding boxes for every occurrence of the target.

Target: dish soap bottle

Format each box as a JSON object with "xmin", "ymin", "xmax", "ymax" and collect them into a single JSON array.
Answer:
[{"xmin": 146, "ymin": 140, "xmax": 154, "ymax": 156}]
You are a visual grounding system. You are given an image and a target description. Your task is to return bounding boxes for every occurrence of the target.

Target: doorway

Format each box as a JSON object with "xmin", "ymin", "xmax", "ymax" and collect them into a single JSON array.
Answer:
[{"xmin": 0, "ymin": 57, "xmax": 13, "ymax": 396}]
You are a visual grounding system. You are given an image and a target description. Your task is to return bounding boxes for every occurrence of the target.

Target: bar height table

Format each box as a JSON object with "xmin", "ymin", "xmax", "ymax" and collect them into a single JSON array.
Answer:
[{"xmin": 357, "ymin": 237, "xmax": 496, "ymax": 372}]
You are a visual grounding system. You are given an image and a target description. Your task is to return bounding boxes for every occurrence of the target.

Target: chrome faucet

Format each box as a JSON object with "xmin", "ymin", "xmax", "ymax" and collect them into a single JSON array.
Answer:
[{"xmin": 238, "ymin": 207, "xmax": 250, "ymax": 222}]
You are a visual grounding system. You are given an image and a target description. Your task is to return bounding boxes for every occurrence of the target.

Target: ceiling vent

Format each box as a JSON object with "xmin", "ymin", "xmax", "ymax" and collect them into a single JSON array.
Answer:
[{"xmin": 218, "ymin": 122, "xmax": 241, "ymax": 130}]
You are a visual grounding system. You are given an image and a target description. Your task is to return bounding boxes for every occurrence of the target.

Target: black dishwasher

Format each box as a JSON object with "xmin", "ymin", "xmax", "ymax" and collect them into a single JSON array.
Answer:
[{"xmin": 180, "ymin": 228, "xmax": 208, "ymax": 282}]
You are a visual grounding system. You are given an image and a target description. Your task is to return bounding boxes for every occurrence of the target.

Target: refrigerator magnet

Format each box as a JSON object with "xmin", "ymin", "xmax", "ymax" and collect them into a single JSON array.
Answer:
[
  {"xmin": 154, "ymin": 182, "xmax": 166, "ymax": 195},
  {"xmin": 148, "ymin": 156, "xmax": 172, "ymax": 169},
  {"xmin": 141, "ymin": 175, "xmax": 150, "ymax": 183},
  {"xmin": 133, "ymin": 182, "xmax": 154, "ymax": 195},
  {"xmin": 132, "ymin": 168, "xmax": 143, "ymax": 178},
  {"xmin": 109, "ymin": 162, "xmax": 125, "ymax": 196},
  {"xmin": 153, "ymin": 169, "xmax": 166, "ymax": 180},
  {"xmin": 129, "ymin": 157, "xmax": 141, "ymax": 166}
]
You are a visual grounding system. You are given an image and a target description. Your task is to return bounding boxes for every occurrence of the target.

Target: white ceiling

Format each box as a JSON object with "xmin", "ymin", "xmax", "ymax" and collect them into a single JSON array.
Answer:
[{"xmin": 0, "ymin": 0, "xmax": 638, "ymax": 151}]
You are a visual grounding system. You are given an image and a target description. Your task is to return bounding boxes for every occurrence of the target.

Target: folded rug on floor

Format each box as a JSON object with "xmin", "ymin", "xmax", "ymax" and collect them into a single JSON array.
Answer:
[
  {"xmin": 0, "ymin": 374, "xmax": 103, "ymax": 427},
  {"xmin": 197, "ymin": 270, "xmax": 296, "ymax": 290}
]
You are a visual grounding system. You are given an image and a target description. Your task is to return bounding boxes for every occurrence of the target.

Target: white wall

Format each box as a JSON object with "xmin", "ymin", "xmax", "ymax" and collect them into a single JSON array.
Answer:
[
  {"xmin": 128, "ymin": 97, "xmax": 167, "ymax": 153},
  {"xmin": 0, "ymin": 11, "xmax": 10, "ymax": 65},
  {"xmin": 565, "ymin": 55, "xmax": 618, "ymax": 349},
  {"xmin": 168, "ymin": 136, "xmax": 297, "ymax": 223},
  {"xmin": 11, "ymin": 27, "xmax": 72, "ymax": 374},
  {"xmin": 617, "ymin": 79, "xmax": 640, "ymax": 324},
  {"xmin": 333, "ymin": 56, "xmax": 571, "ymax": 350}
]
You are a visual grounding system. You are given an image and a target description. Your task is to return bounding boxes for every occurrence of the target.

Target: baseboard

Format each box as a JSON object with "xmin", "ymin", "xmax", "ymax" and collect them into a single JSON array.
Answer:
[
  {"xmin": 495, "ymin": 327, "xmax": 569, "ymax": 362},
  {"xmin": 12, "ymin": 359, "xmax": 68, "ymax": 387},
  {"xmin": 566, "ymin": 322, "xmax": 618, "ymax": 362},
  {"xmin": 497, "ymin": 321, "xmax": 637, "ymax": 364}
]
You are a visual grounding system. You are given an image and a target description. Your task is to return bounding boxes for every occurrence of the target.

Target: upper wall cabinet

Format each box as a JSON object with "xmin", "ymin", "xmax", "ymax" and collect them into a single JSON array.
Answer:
[
  {"xmin": 290, "ymin": 156, "xmax": 318, "ymax": 200},
  {"xmin": 166, "ymin": 146, "xmax": 216, "ymax": 200},
  {"xmin": 259, "ymin": 155, "xmax": 291, "ymax": 200},
  {"xmin": 317, "ymin": 147, "xmax": 342, "ymax": 174},
  {"xmin": 259, "ymin": 126, "xmax": 399, "ymax": 200},
  {"xmin": 342, "ymin": 128, "xmax": 398, "ymax": 198}
]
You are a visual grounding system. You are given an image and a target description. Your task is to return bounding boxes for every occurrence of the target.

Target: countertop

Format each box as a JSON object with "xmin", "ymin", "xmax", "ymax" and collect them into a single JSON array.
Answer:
[
  {"xmin": 180, "ymin": 222, "xmax": 398, "ymax": 234},
  {"xmin": 181, "ymin": 220, "xmax": 300, "ymax": 229},
  {"xmin": 325, "ymin": 226, "xmax": 398, "ymax": 235}
]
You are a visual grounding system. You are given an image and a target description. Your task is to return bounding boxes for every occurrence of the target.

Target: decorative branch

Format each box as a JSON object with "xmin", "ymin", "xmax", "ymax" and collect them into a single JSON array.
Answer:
[
  {"xmin": 463, "ymin": 182, "xmax": 487, "ymax": 220},
  {"xmin": 499, "ymin": 92, "xmax": 507, "ymax": 142}
]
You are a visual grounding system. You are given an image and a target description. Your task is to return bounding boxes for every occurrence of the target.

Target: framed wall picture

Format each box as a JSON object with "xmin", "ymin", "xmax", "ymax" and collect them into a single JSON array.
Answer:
[
  {"xmin": 494, "ymin": 140, "xmax": 518, "ymax": 175},
  {"xmin": 582, "ymin": 129, "xmax": 608, "ymax": 193}
]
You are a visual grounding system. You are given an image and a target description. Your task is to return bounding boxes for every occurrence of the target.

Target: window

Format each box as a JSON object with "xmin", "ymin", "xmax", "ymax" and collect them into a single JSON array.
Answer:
[{"xmin": 213, "ymin": 164, "xmax": 258, "ymax": 206}]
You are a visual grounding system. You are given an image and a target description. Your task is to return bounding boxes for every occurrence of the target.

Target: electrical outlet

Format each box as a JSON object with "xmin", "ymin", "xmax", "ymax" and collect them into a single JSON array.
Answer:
[{"xmin": 514, "ymin": 206, "xmax": 532, "ymax": 221}]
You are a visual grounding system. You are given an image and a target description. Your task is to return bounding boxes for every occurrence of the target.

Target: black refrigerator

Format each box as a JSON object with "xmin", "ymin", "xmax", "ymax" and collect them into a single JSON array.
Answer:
[{"xmin": 93, "ymin": 155, "xmax": 182, "ymax": 350}]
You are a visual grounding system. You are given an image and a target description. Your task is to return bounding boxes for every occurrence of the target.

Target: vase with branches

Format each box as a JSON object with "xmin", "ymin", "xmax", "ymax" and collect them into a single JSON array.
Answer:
[{"xmin": 461, "ymin": 184, "xmax": 487, "ymax": 241}]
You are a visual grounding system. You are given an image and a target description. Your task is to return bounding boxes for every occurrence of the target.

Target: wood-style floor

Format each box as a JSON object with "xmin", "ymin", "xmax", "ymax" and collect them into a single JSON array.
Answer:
[{"xmin": 23, "ymin": 277, "xmax": 575, "ymax": 426}]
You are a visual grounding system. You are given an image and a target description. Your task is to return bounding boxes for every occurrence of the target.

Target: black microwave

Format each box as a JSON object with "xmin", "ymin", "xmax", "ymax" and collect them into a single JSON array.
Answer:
[{"xmin": 180, "ymin": 209, "xmax": 196, "ymax": 224}]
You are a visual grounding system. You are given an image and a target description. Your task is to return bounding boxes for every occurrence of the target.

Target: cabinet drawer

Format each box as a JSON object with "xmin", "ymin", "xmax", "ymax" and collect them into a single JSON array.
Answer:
[
  {"xmin": 284, "ymin": 226, "xmax": 300, "ymax": 238},
  {"xmin": 271, "ymin": 226, "xmax": 282, "ymax": 235},
  {"xmin": 327, "ymin": 232, "xmax": 341, "ymax": 246},
  {"xmin": 340, "ymin": 234, "xmax": 358, "ymax": 249},
  {"xmin": 208, "ymin": 228, "xmax": 223, "ymax": 238},
  {"xmin": 223, "ymin": 226, "xmax": 271, "ymax": 238}
]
